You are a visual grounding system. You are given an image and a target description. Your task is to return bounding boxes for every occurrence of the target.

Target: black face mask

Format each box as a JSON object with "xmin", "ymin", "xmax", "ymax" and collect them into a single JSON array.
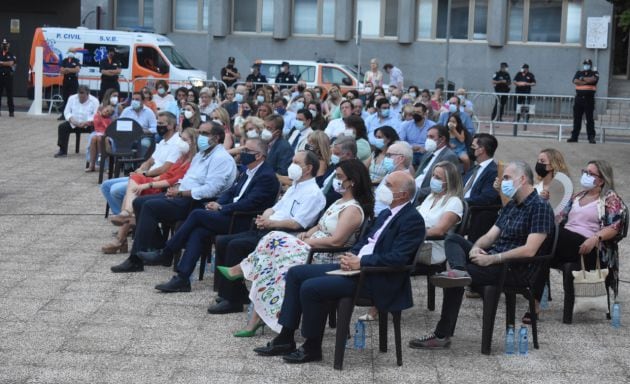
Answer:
[
  {"xmin": 469, "ymin": 149, "xmax": 477, "ymax": 163},
  {"xmin": 535, "ymin": 162, "xmax": 550, "ymax": 178},
  {"xmin": 157, "ymin": 124, "xmax": 168, "ymax": 136},
  {"xmin": 412, "ymin": 114, "xmax": 424, "ymax": 123}
]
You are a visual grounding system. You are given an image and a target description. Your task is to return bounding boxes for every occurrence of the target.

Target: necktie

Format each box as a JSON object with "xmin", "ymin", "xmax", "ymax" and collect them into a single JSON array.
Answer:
[
  {"xmin": 291, "ymin": 132, "xmax": 301, "ymax": 150},
  {"xmin": 464, "ymin": 165, "xmax": 481, "ymax": 194}
]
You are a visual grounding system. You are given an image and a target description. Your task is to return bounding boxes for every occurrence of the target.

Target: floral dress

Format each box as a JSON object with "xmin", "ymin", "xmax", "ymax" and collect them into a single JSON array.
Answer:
[{"xmin": 240, "ymin": 199, "xmax": 363, "ymax": 332}]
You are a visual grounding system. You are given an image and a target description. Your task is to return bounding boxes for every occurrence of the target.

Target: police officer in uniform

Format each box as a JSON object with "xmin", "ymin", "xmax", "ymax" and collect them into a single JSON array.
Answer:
[
  {"xmin": 246, "ymin": 63, "xmax": 267, "ymax": 91},
  {"xmin": 513, "ymin": 63, "xmax": 536, "ymax": 125},
  {"xmin": 221, "ymin": 57, "xmax": 240, "ymax": 88},
  {"xmin": 99, "ymin": 47, "xmax": 122, "ymax": 101},
  {"xmin": 0, "ymin": 38, "xmax": 16, "ymax": 117},
  {"xmin": 58, "ymin": 52, "xmax": 81, "ymax": 120},
  {"xmin": 275, "ymin": 61, "xmax": 297, "ymax": 90},
  {"xmin": 569, "ymin": 59, "xmax": 599, "ymax": 144},
  {"xmin": 491, "ymin": 62, "xmax": 511, "ymax": 121}
]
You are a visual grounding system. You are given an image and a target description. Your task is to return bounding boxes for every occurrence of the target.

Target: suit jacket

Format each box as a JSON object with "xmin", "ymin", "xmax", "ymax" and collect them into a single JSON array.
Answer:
[
  {"xmin": 464, "ymin": 160, "xmax": 501, "ymax": 206},
  {"xmin": 216, "ymin": 161, "xmax": 280, "ymax": 231},
  {"xmin": 351, "ymin": 203, "xmax": 425, "ymax": 312},
  {"xmin": 416, "ymin": 146, "xmax": 460, "ymax": 201},
  {"xmin": 267, "ymin": 137, "xmax": 293, "ymax": 176}
]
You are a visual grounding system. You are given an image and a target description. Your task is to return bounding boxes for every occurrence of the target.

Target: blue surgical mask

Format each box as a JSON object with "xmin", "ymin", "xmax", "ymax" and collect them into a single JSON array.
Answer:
[
  {"xmin": 430, "ymin": 177, "xmax": 444, "ymax": 194},
  {"xmin": 131, "ymin": 100, "xmax": 142, "ymax": 110},
  {"xmin": 382, "ymin": 157, "xmax": 395, "ymax": 173},
  {"xmin": 380, "ymin": 109, "xmax": 390, "ymax": 118},
  {"xmin": 294, "ymin": 120, "xmax": 306, "ymax": 131},
  {"xmin": 235, "ymin": 93, "xmax": 244, "ymax": 103},
  {"xmin": 256, "ymin": 95, "xmax": 265, "ymax": 103},
  {"xmin": 448, "ymin": 104, "xmax": 457, "ymax": 113},
  {"xmin": 330, "ymin": 154, "xmax": 340, "ymax": 165},
  {"xmin": 294, "ymin": 101, "xmax": 304, "ymax": 110},
  {"xmin": 501, "ymin": 179, "xmax": 518, "ymax": 199},
  {"xmin": 197, "ymin": 135, "xmax": 212, "ymax": 152},
  {"xmin": 373, "ymin": 138, "xmax": 385, "ymax": 149},
  {"xmin": 583, "ymin": 65, "xmax": 591, "ymax": 71}
]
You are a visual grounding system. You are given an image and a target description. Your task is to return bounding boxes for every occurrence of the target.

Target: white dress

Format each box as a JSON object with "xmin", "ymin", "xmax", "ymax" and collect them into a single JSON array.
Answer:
[{"xmin": 416, "ymin": 194, "xmax": 463, "ymax": 264}]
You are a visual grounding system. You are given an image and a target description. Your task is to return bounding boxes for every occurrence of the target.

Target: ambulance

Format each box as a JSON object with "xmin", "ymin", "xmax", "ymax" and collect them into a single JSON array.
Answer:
[{"xmin": 28, "ymin": 27, "xmax": 206, "ymax": 97}]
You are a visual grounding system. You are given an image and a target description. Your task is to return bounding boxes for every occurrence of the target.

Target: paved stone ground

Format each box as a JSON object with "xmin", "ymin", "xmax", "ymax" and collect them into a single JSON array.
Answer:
[{"xmin": 1, "ymin": 113, "xmax": 629, "ymax": 384}]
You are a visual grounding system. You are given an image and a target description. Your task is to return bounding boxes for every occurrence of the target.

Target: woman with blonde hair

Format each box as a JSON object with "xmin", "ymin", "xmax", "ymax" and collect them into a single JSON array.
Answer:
[
  {"xmin": 181, "ymin": 101, "xmax": 201, "ymax": 130},
  {"xmin": 210, "ymin": 107, "xmax": 234, "ymax": 149},
  {"xmin": 228, "ymin": 116, "xmax": 265, "ymax": 157},
  {"xmin": 534, "ymin": 148, "xmax": 573, "ymax": 214},
  {"xmin": 306, "ymin": 130, "xmax": 331, "ymax": 179}
]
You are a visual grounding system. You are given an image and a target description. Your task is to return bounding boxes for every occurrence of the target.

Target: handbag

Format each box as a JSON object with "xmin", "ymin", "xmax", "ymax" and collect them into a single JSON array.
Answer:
[{"xmin": 572, "ymin": 251, "xmax": 609, "ymax": 314}]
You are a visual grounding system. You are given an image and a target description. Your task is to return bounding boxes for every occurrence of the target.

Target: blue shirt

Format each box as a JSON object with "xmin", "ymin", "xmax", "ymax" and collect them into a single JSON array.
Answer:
[
  {"xmin": 178, "ymin": 144, "xmax": 237, "ymax": 200},
  {"xmin": 398, "ymin": 118, "xmax": 436, "ymax": 146},
  {"xmin": 437, "ymin": 110, "xmax": 475, "ymax": 136},
  {"xmin": 365, "ymin": 112, "xmax": 401, "ymax": 145},
  {"xmin": 120, "ymin": 105, "xmax": 158, "ymax": 133}
]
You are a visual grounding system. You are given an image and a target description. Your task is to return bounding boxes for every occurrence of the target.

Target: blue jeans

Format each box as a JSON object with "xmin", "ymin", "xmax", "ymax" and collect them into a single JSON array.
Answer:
[{"xmin": 101, "ymin": 176, "xmax": 129, "ymax": 215}]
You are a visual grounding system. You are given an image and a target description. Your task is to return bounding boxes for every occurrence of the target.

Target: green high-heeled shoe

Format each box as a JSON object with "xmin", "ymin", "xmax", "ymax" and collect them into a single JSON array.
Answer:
[
  {"xmin": 217, "ymin": 265, "xmax": 243, "ymax": 281},
  {"xmin": 233, "ymin": 321, "xmax": 265, "ymax": 338}
]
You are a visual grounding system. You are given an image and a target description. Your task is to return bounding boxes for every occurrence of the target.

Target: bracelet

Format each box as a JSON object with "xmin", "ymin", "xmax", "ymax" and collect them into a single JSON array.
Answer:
[{"xmin": 495, "ymin": 253, "xmax": 502, "ymax": 263}]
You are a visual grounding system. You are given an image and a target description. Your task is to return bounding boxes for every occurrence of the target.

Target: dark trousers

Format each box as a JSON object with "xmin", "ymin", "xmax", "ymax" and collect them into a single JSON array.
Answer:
[
  {"xmin": 61, "ymin": 80, "xmax": 78, "ymax": 117},
  {"xmin": 435, "ymin": 234, "xmax": 503, "ymax": 337},
  {"xmin": 572, "ymin": 94, "xmax": 596, "ymax": 140},
  {"xmin": 0, "ymin": 73, "xmax": 14, "ymax": 113},
  {"xmin": 278, "ymin": 263, "xmax": 356, "ymax": 340},
  {"xmin": 57, "ymin": 121, "xmax": 93, "ymax": 154},
  {"xmin": 515, "ymin": 93, "xmax": 531, "ymax": 123},
  {"xmin": 215, "ymin": 230, "xmax": 265, "ymax": 304},
  {"xmin": 130, "ymin": 194, "xmax": 197, "ymax": 258},
  {"xmin": 491, "ymin": 93, "xmax": 508, "ymax": 120}
]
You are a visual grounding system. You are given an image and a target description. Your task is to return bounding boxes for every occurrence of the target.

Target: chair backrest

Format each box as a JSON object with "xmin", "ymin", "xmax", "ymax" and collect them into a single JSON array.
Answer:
[
  {"xmin": 454, "ymin": 200, "xmax": 469, "ymax": 236},
  {"xmin": 105, "ymin": 118, "xmax": 144, "ymax": 154}
]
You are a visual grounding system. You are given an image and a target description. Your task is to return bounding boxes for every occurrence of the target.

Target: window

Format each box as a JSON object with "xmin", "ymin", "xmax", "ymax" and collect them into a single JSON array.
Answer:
[
  {"xmin": 421, "ymin": 0, "xmax": 487, "ymax": 41},
  {"xmin": 293, "ymin": 0, "xmax": 335, "ymax": 35},
  {"xmin": 322, "ymin": 67, "xmax": 348, "ymax": 84},
  {"xmin": 234, "ymin": 0, "xmax": 275, "ymax": 33},
  {"xmin": 115, "ymin": 0, "xmax": 154, "ymax": 29},
  {"xmin": 83, "ymin": 44, "xmax": 130, "ymax": 69},
  {"xmin": 384, "ymin": 0, "xmax": 399, "ymax": 37},
  {"xmin": 173, "ymin": 0, "xmax": 208, "ymax": 31},
  {"xmin": 356, "ymin": 0, "xmax": 398, "ymax": 38},
  {"xmin": 417, "ymin": 0, "xmax": 433, "ymax": 39},
  {"xmin": 143, "ymin": 0, "xmax": 154, "ymax": 28},
  {"xmin": 136, "ymin": 46, "xmax": 169, "ymax": 74},
  {"xmin": 437, "ymin": 0, "xmax": 469, "ymax": 39},
  {"xmin": 509, "ymin": 0, "xmax": 583, "ymax": 44}
]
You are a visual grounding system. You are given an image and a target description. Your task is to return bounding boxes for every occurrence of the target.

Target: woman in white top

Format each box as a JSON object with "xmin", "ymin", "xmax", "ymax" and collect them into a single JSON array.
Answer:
[
  {"xmin": 198, "ymin": 86, "xmax": 220, "ymax": 116},
  {"xmin": 152, "ymin": 79, "xmax": 175, "ymax": 112},
  {"xmin": 533, "ymin": 148, "xmax": 573, "ymax": 215}
]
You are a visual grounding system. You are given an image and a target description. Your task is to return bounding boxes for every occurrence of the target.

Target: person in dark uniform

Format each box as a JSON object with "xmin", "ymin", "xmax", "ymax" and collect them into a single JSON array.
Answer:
[
  {"xmin": 0, "ymin": 38, "xmax": 16, "ymax": 117},
  {"xmin": 99, "ymin": 47, "xmax": 122, "ymax": 101},
  {"xmin": 274, "ymin": 61, "xmax": 297, "ymax": 90},
  {"xmin": 513, "ymin": 63, "xmax": 536, "ymax": 126},
  {"xmin": 58, "ymin": 52, "xmax": 81, "ymax": 120},
  {"xmin": 246, "ymin": 63, "xmax": 267, "ymax": 92},
  {"xmin": 221, "ymin": 57, "xmax": 241, "ymax": 88},
  {"xmin": 569, "ymin": 59, "xmax": 599, "ymax": 144},
  {"xmin": 491, "ymin": 62, "xmax": 511, "ymax": 121}
]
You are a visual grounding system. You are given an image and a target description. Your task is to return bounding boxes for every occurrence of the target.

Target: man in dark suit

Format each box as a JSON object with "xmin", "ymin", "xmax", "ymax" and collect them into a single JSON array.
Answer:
[
  {"xmin": 137, "ymin": 138, "xmax": 280, "ymax": 292},
  {"xmin": 264, "ymin": 114, "xmax": 293, "ymax": 176},
  {"xmin": 253, "ymin": 171, "xmax": 425, "ymax": 364},
  {"xmin": 415, "ymin": 125, "xmax": 460, "ymax": 202},
  {"xmin": 463, "ymin": 133, "xmax": 501, "ymax": 242}
]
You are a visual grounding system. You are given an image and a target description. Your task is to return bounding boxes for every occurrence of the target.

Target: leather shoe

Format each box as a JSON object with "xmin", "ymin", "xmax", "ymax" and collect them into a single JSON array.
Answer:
[
  {"xmin": 155, "ymin": 275, "xmax": 191, "ymax": 293},
  {"xmin": 111, "ymin": 258, "xmax": 144, "ymax": 273},
  {"xmin": 588, "ymin": 138, "xmax": 597, "ymax": 144},
  {"xmin": 137, "ymin": 249, "xmax": 172, "ymax": 266},
  {"xmin": 207, "ymin": 300, "xmax": 243, "ymax": 314},
  {"xmin": 253, "ymin": 341, "xmax": 297, "ymax": 356},
  {"xmin": 567, "ymin": 138, "xmax": 578, "ymax": 143},
  {"xmin": 53, "ymin": 151, "xmax": 67, "ymax": 158},
  {"xmin": 282, "ymin": 347, "xmax": 322, "ymax": 364}
]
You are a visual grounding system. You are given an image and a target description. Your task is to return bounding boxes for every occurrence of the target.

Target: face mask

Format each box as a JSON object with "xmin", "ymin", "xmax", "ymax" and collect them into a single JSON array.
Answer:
[
  {"xmin": 457, "ymin": 95, "xmax": 465, "ymax": 102},
  {"xmin": 390, "ymin": 96, "xmax": 399, "ymax": 104},
  {"xmin": 333, "ymin": 178, "xmax": 347, "ymax": 194},
  {"xmin": 447, "ymin": 122, "xmax": 457, "ymax": 129},
  {"xmin": 520, "ymin": 68, "xmax": 526, "ymax": 73},
  {"xmin": 246, "ymin": 129, "xmax": 259, "ymax": 139},
  {"xmin": 235, "ymin": 94, "xmax": 244, "ymax": 103},
  {"xmin": 256, "ymin": 95, "xmax": 265, "ymax": 103},
  {"xmin": 535, "ymin": 162, "xmax": 550, "ymax": 178},
  {"xmin": 469, "ymin": 148, "xmax": 477, "ymax": 163},
  {"xmin": 424, "ymin": 138, "xmax": 437, "ymax": 153},
  {"xmin": 242, "ymin": 109, "xmax": 251, "ymax": 117},
  {"xmin": 365, "ymin": 87, "xmax": 372, "ymax": 94},
  {"xmin": 413, "ymin": 113, "xmax": 423, "ymax": 123},
  {"xmin": 316, "ymin": 92, "xmax": 321, "ymax": 99},
  {"xmin": 580, "ymin": 173, "xmax": 597, "ymax": 190},
  {"xmin": 309, "ymin": 109, "xmax": 318, "ymax": 118},
  {"xmin": 287, "ymin": 163, "xmax": 303, "ymax": 181},
  {"xmin": 385, "ymin": 90, "xmax": 391, "ymax": 98},
  {"xmin": 343, "ymin": 129, "xmax": 355, "ymax": 138},
  {"xmin": 375, "ymin": 184, "xmax": 394, "ymax": 206},
  {"xmin": 373, "ymin": 138, "xmax": 385, "ymax": 149},
  {"xmin": 382, "ymin": 157, "xmax": 395, "ymax": 173},
  {"xmin": 330, "ymin": 154, "xmax": 340, "ymax": 165},
  {"xmin": 430, "ymin": 177, "xmax": 444, "ymax": 194},
  {"xmin": 156, "ymin": 124, "xmax": 168, "ymax": 136},
  {"xmin": 275, "ymin": 107, "xmax": 286, "ymax": 115},
  {"xmin": 294, "ymin": 101, "xmax": 305, "ymax": 111},
  {"xmin": 197, "ymin": 135, "xmax": 212, "ymax": 152},
  {"xmin": 157, "ymin": 88, "xmax": 166, "ymax": 96},
  {"xmin": 131, "ymin": 100, "xmax": 142, "ymax": 110},
  {"xmin": 583, "ymin": 65, "xmax": 591, "ymax": 71},
  {"xmin": 240, "ymin": 152, "xmax": 257, "ymax": 166},
  {"xmin": 110, "ymin": 96, "xmax": 118, "ymax": 105},
  {"xmin": 448, "ymin": 104, "xmax": 458, "ymax": 113},
  {"xmin": 409, "ymin": 92, "xmax": 417, "ymax": 99},
  {"xmin": 380, "ymin": 109, "xmax": 391, "ymax": 118},
  {"xmin": 283, "ymin": 95, "xmax": 291, "ymax": 103},
  {"xmin": 176, "ymin": 139, "xmax": 190, "ymax": 154},
  {"xmin": 261, "ymin": 129, "xmax": 273, "ymax": 141},
  {"xmin": 501, "ymin": 179, "xmax": 519, "ymax": 199},
  {"xmin": 294, "ymin": 120, "xmax": 306, "ymax": 131},
  {"xmin": 183, "ymin": 110, "xmax": 194, "ymax": 120}
]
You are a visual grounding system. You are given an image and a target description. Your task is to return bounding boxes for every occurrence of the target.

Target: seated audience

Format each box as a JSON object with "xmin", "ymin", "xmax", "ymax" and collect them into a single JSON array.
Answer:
[
  {"xmin": 366, "ymin": 126, "xmax": 399, "ymax": 184},
  {"xmin": 54, "ymin": 85, "xmax": 99, "ymax": 158}
]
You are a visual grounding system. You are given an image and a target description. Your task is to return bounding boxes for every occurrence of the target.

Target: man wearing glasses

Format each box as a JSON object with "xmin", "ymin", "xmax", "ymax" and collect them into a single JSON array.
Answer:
[
  {"xmin": 54, "ymin": 85, "xmax": 99, "ymax": 158},
  {"xmin": 373, "ymin": 141, "xmax": 413, "ymax": 215}
]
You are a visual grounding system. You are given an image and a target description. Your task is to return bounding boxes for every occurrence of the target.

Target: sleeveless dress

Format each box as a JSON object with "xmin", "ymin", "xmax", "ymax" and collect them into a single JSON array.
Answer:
[{"xmin": 240, "ymin": 198, "xmax": 364, "ymax": 333}]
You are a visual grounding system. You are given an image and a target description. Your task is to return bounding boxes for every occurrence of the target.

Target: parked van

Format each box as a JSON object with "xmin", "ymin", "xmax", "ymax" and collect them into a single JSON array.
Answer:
[
  {"xmin": 28, "ymin": 27, "xmax": 206, "ymax": 97},
  {"xmin": 253, "ymin": 59, "xmax": 362, "ymax": 93}
]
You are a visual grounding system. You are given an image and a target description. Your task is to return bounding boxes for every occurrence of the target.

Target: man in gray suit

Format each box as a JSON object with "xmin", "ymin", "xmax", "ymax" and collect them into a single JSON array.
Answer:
[{"xmin": 414, "ymin": 125, "xmax": 460, "ymax": 202}]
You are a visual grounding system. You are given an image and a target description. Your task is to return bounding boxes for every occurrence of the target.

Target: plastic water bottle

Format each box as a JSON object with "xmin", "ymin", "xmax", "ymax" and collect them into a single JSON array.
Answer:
[
  {"xmin": 209, "ymin": 250, "xmax": 216, "ymax": 273},
  {"xmin": 354, "ymin": 320, "xmax": 366, "ymax": 350},
  {"xmin": 518, "ymin": 326, "xmax": 529, "ymax": 355},
  {"xmin": 246, "ymin": 303, "xmax": 254, "ymax": 323},
  {"xmin": 612, "ymin": 303, "xmax": 621, "ymax": 328},
  {"xmin": 540, "ymin": 284, "xmax": 549, "ymax": 310},
  {"xmin": 505, "ymin": 325, "xmax": 515, "ymax": 355}
]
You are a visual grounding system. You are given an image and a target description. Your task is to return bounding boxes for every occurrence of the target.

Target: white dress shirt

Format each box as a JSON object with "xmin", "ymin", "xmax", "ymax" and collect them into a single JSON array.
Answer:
[
  {"xmin": 178, "ymin": 144, "xmax": 237, "ymax": 200},
  {"xmin": 64, "ymin": 94, "xmax": 100, "ymax": 128},
  {"xmin": 270, "ymin": 177, "xmax": 326, "ymax": 229}
]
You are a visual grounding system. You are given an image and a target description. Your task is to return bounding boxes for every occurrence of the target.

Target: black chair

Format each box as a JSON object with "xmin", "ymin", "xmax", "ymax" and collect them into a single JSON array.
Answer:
[
  {"xmin": 98, "ymin": 118, "xmax": 144, "ymax": 184},
  {"xmin": 479, "ymin": 223, "xmax": 559, "ymax": 355},
  {"xmin": 464, "ymin": 204, "xmax": 502, "ymax": 243}
]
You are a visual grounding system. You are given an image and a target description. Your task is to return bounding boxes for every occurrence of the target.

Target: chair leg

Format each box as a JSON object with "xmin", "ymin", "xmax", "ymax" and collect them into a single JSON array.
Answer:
[
  {"xmin": 104, "ymin": 203, "xmax": 110, "ymax": 219},
  {"xmin": 505, "ymin": 292, "xmax": 516, "ymax": 327},
  {"xmin": 75, "ymin": 131, "xmax": 81, "ymax": 154},
  {"xmin": 334, "ymin": 297, "xmax": 354, "ymax": 370},
  {"xmin": 427, "ymin": 276, "xmax": 436, "ymax": 311},
  {"xmin": 528, "ymin": 291, "xmax": 539, "ymax": 349},
  {"xmin": 378, "ymin": 311, "xmax": 388, "ymax": 353},
  {"xmin": 328, "ymin": 305, "xmax": 337, "ymax": 329},
  {"xmin": 481, "ymin": 286, "xmax": 500, "ymax": 355},
  {"xmin": 562, "ymin": 264, "xmax": 576, "ymax": 324},
  {"xmin": 392, "ymin": 311, "xmax": 403, "ymax": 366}
]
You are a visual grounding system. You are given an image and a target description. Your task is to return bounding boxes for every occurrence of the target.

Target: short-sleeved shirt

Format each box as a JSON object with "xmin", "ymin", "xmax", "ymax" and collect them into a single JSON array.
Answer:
[
  {"xmin": 573, "ymin": 70, "xmax": 599, "ymax": 96},
  {"xmin": 246, "ymin": 73, "xmax": 267, "ymax": 84},
  {"xmin": 0, "ymin": 50, "xmax": 16, "ymax": 75},
  {"xmin": 151, "ymin": 133, "xmax": 184, "ymax": 169},
  {"xmin": 270, "ymin": 178, "xmax": 326, "ymax": 229},
  {"xmin": 100, "ymin": 57, "xmax": 122, "ymax": 82},
  {"xmin": 492, "ymin": 70, "xmax": 511, "ymax": 93},
  {"xmin": 417, "ymin": 194, "xmax": 463, "ymax": 263},
  {"xmin": 513, "ymin": 71, "xmax": 536, "ymax": 94},
  {"xmin": 61, "ymin": 57, "xmax": 81, "ymax": 83},
  {"xmin": 275, "ymin": 71, "xmax": 297, "ymax": 88}
]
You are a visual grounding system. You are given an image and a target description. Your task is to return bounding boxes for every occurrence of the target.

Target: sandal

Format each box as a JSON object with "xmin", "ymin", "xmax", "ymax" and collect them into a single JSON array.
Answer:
[{"xmin": 109, "ymin": 210, "xmax": 133, "ymax": 226}]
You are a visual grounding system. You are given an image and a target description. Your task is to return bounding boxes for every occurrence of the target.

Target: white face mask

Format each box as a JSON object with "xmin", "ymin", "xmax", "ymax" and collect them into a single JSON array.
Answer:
[
  {"xmin": 110, "ymin": 96, "xmax": 118, "ymax": 105},
  {"xmin": 246, "ymin": 129, "xmax": 259, "ymax": 139},
  {"xmin": 260, "ymin": 128, "xmax": 273, "ymax": 141},
  {"xmin": 344, "ymin": 129, "xmax": 355, "ymax": 138},
  {"xmin": 287, "ymin": 163, "xmax": 303, "ymax": 181},
  {"xmin": 183, "ymin": 110, "xmax": 194, "ymax": 120},
  {"xmin": 309, "ymin": 109, "xmax": 318, "ymax": 118},
  {"xmin": 424, "ymin": 138, "xmax": 438, "ymax": 153},
  {"xmin": 332, "ymin": 178, "xmax": 346, "ymax": 194},
  {"xmin": 390, "ymin": 96, "xmax": 399, "ymax": 104},
  {"xmin": 580, "ymin": 173, "xmax": 597, "ymax": 190},
  {"xmin": 375, "ymin": 183, "xmax": 394, "ymax": 206}
]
